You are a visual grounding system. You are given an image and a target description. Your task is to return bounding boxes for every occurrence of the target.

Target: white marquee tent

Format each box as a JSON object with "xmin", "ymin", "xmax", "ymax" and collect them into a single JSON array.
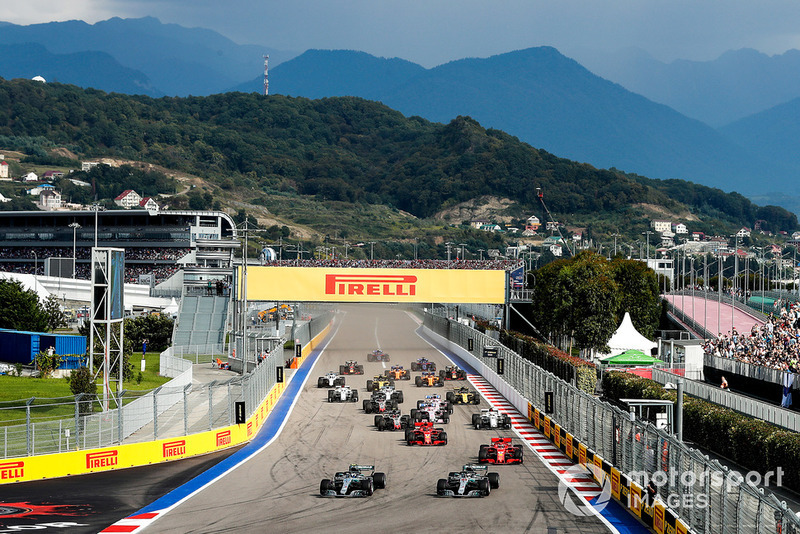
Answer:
[{"xmin": 601, "ymin": 312, "xmax": 657, "ymax": 358}]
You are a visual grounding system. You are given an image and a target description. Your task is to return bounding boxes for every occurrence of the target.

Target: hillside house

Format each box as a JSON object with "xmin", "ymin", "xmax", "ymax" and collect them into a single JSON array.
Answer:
[
  {"xmin": 672, "ymin": 223, "xmax": 688, "ymax": 234},
  {"xmin": 37, "ymin": 189, "xmax": 62, "ymax": 210},
  {"xmin": 691, "ymin": 232, "xmax": 705, "ymax": 241},
  {"xmin": 549, "ymin": 244, "xmax": 563, "ymax": 257},
  {"xmin": 526, "ymin": 216, "xmax": 541, "ymax": 230},
  {"xmin": 139, "ymin": 197, "xmax": 159, "ymax": 211},
  {"xmin": 736, "ymin": 227, "xmax": 751, "ymax": 238},
  {"xmin": 81, "ymin": 161, "xmax": 100, "ymax": 172},
  {"xmin": 546, "ymin": 221, "xmax": 560, "ymax": 231},
  {"xmin": 651, "ymin": 220, "xmax": 672, "ymax": 233},
  {"xmin": 0, "ymin": 160, "xmax": 8, "ymax": 180},
  {"xmin": 115, "ymin": 190, "xmax": 142, "ymax": 209},
  {"xmin": 470, "ymin": 220, "xmax": 489, "ymax": 230},
  {"xmin": 27, "ymin": 184, "xmax": 55, "ymax": 196},
  {"xmin": 0, "ymin": 192, "xmax": 10, "ymax": 203},
  {"xmin": 22, "ymin": 172, "xmax": 38, "ymax": 182}
]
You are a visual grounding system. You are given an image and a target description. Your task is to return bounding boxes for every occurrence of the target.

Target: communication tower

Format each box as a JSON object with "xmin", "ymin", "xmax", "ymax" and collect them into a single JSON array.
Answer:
[{"xmin": 264, "ymin": 55, "xmax": 269, "ymax": 96}]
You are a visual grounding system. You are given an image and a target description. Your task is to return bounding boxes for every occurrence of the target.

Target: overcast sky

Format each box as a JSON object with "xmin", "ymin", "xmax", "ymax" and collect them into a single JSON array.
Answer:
[{"xmin": 3, "ymin": 0, "xmax": 800, "ymax": 68}]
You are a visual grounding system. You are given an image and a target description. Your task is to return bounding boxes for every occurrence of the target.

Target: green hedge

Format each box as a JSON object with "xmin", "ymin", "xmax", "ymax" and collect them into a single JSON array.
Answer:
[
  {"xmin": 499, "ymin": 331, "xmax": 597, "ymax": 394},
  {"xmin": 602, "ymin": 371, "xmax": 800, "ymax": 491}
]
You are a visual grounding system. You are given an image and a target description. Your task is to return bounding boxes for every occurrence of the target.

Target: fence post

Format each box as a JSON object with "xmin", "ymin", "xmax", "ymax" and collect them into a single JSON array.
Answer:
[
  {"xmin": 184, "ymin": 384, "xmax": 191, "ymax": 436},
  {"xmin": 152, "ymin": 386, "xmax": 162, "ymax": 441},
  {"xmin": 25, "ymin": 397, "xmax": 34, "ymax": 456},
  {"xmin": 208, "ymin": 381, "xmax": 216, "ymax": 431},
  {"xmin": 117, "ymin": 390, "xmax": 125, "ymax": 444}
]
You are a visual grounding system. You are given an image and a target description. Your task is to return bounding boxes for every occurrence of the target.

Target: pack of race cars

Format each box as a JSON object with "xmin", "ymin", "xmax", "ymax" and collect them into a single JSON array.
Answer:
[{"xmin": 319, "ymin": 356, "xmax": 525, "ymax": 498}]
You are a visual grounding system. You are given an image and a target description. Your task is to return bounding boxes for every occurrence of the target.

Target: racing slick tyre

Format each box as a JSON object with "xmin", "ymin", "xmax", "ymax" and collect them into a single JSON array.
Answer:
[
  {"xmin": 440, "ymin": 431, "xmax": 447, "ymax": 444},
  {"xmin": 446, "ymin": 404, "xmax": 453, "ymax": 415},
  {"xmin": 317, "ymin": 377, "xmax": 325, "ymax": 388},
  {"xmin": 436, "ymin": 379, "xmax": 444, "ymax": 387},
  {"xmin": 515, "ymin": 448, "xmax": 524, "ymax": 463},
  {"xmin": 375, "ymin": 415, "xmax": 384, "ymax": 428},
  {"xmin": 404, "ymin": 372, "xmax": 410, "ymax": 380},
  {"xmin": 443, "ymin": 415, "xmax": 450, "ymax": 424},
  {"xmin": 395, "ymin": 392, "xmax": 404, "ymax": 404},
  {"xmin": 437, "ymin": 479, "xmax": 448, "ymax": 496},
  {"xmin": 363, "ymin": 399, "xmax": 371, "ymax": 412},
  {"xmin": 504, "ymin": 418, "xmax": 512, "ymax": 429},
  {"xmin": 373, "ymin": 472, "xmax": 386, "ymax": 489},
  {"xmin": 335, "ymin": 377, "xmax": 345, "ymax": 387},
  {"xmin": 320, "ymin": 479, "xmax": 333, "ymax": 495},
  {"xmin": 339, "ymin": 365, "xmax": 346, "ymax": 375},
  {"xmin": 384, "ymin": 370, "xmax": 390, "ymax": 377},
  {"xmin": 488, "ymin": 472, "xmax": 500, "ymax": 489},
  {"xmin": 357, "ymin": 365, "xmax": 364, "ymax": 374},
  {"xmin": 411, "ymin": 362, "xmax": 419, "ymax": 371},
  {"xmin": 405, "ymin": 429, "xmax": 413, "ymax": 441},
  {"xmin": 352, "ymin": 392, "xmax": 358, "ymax": 402},
  {"xmin": 368, "ymin": 353, "xmax": 374, "ymax": 362},
  {"xmin": 446, "ymin": 392, "xmax": 454, "ymax": 403},
  {"xmin": 389, "ymin": 379, "xmax": 396, "ymax": 387},
  {"xmin": 328, "ymin": 390, "xmax": 335, "ymax": 403},
  {"xmin": 472, "ymin": 413, "xmax": 480, "ymax": 427},
  {"xmin": 416, "ymin": 400, "xmax": 425, "ymax": 409},
  {"xmin": 366, "ymin": 380, "xmax": 373, "ymax": 392},
  {"xmin": 363, "ymin": 478, "xmax": 374, "ymax": 496},
  {"xmin": 478, "ymin": 479, "xmax": 490, "ymax": 496},
  {"xmin": 473, "ymin": 397, "xmax": 480, "ymax": 405},
  {"xmin": 410, "ymin": 408, "xmax": 418, "ymax": 420},
  {"xmin": 475, "ymin": 421, "xmax": 483, "ymax": 430},
  {"xmin": 479, "ymin": 446, "xmax": 489, "ymax": 462},
  {"xmin": 407, "ymin": 440, "xmax": 414, "ymax": 446}
]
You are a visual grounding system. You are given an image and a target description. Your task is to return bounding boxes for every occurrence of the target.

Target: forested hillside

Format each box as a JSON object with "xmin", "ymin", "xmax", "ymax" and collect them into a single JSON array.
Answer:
[{"xmin": 0, "ymin": 78, "xmax": 794, "ymax": 234}]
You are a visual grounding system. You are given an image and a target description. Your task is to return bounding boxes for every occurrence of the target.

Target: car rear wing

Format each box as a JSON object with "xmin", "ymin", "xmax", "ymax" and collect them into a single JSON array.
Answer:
[
  {"xmin": 463, "ymin": 464, "xmax": 488, "ymax": 471},
  {"xmin": 349, "ymin": 464, "xmax": 375, "ymax": 472},
  {"xmin": 491, "ymin": 437, "xmax": 513, "ymax": 444}
]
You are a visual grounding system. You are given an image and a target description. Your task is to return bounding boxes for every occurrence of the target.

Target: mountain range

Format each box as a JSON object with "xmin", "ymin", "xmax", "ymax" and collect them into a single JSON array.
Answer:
[{"xmin": 1, "ymin": 17, "xmax": 800, "ymax": 214}]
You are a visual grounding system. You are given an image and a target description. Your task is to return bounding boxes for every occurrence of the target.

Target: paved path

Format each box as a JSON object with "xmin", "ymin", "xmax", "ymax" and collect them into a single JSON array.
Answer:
[{"xmin": 664, "ymin": 294, "xmax": 765, "ymax": 339}]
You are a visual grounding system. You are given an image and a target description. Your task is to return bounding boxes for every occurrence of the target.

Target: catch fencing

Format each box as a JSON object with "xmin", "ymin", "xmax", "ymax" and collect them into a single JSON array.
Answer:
[{"xmin": 423, "ymin": 311, "xmax": 800, "ymax": 534}]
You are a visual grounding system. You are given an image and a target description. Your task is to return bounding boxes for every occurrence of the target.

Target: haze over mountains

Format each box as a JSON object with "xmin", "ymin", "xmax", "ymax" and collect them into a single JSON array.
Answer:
[{"xmin": 1, "ymin": 17, "xmax": 799, "ymax": 213}]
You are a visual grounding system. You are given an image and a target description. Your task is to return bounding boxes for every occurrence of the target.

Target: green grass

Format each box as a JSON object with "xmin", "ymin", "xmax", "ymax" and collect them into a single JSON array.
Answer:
[{"xmin": 0, "ymin": 351, "xmax": 173, "ymax": 425}]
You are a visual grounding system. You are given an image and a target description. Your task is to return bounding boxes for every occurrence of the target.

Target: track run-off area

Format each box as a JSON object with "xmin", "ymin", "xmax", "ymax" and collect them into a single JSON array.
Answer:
[{"xmin": 4, "ymin": 305, "xmax": 649, "ymax": 533}]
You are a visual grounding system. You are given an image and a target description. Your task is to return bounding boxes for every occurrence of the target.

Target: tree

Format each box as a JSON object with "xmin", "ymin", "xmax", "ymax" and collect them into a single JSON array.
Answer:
[
  {"xmin": 42, "ymin": 295, "xmax": 67, "ymax": 331},
  {"xmin": 610, "ymin": 257, "xmax": 661, "ymax": 339},
  {"xmin": 0, "ymin": 279, "xmax": 48, "ymax": 332},
  {"xmin": 124, "ymin": 314, "xmax": 174, "ymax": 353},
  {"xmin": 68, "ymin": 366, "xmax": 97, "ymax": 415}
]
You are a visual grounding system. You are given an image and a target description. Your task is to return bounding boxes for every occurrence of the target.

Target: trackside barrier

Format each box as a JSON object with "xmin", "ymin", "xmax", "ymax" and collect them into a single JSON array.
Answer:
[
  {"xmin": 0, "ymin": 315, "xmax": 335, "ymax": 483},
  {"xmin": 423, "ymin": 311, "xmax": 800, "ymax": 534}
]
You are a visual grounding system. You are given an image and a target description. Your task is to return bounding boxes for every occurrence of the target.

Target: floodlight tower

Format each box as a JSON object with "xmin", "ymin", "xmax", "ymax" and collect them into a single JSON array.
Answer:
[{"xmin": 264, "ymin": 55, "xmax": 269, "ymax": 96}]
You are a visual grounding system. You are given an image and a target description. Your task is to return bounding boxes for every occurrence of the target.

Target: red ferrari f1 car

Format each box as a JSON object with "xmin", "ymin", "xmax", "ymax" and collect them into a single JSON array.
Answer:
[
  {"xmin": 405, "ymin": 421, "xmax": 447, "ymax": 446},
  {"xmin": 478, "ymin": 437, "xmax": 524, "ymax": 464}
]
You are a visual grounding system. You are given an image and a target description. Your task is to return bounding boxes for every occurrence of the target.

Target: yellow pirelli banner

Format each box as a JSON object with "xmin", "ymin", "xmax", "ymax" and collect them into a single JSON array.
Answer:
[{"xmin": 241, "ymin": 267, "xmax": 507, "ymax": 304}]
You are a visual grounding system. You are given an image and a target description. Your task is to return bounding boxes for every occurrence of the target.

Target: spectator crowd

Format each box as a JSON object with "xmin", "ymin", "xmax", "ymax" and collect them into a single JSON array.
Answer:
[{"xmin": 262, "ymin": 258, "xmax": 523, "ymax": 270}]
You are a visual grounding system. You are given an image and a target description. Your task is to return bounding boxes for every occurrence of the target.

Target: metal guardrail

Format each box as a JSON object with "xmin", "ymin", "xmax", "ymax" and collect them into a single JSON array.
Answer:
[
  {"xmin": 424, "ymin": 310, "xmax": 800, "ymax": 534},
  {"xmin": 704, "ymin": 354, "xmax": 787, "ymax": 387},
  {"xmin": 651, "ymin": 368, "xmax": 800, "ymax": 432}
]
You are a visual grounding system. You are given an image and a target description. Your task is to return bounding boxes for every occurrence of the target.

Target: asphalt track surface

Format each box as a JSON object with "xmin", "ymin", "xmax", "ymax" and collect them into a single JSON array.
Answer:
[
  {"xmin": 148, "ymin": 304, "xmax": 611, "ymax": 533},
  {"xmin": 0, "ymin": 446, "xmax": 242, "ymax": 533}
]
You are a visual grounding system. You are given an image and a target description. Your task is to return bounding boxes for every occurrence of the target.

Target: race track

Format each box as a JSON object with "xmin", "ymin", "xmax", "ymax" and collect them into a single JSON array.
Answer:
[{"xmin": 150, "ymin": 304, "xmax": 610, "ymax": 533}]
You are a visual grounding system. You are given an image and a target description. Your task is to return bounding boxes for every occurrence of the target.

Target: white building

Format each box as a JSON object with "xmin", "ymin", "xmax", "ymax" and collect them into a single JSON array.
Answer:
[
  {"xmin": 651, "ymin": 220, "xmax": 672, "ymax": 233},
  {"xmin": 672, "ymin": 222, "xmax": 688, "ymax": 234},
  {"xmin": 37, "ymin": 189, "xmax": 62, "ymax": 210},
  {"xmin": 22, "ymin": 172, "xmax": 39, "ymax": 182},
  {"xmin": 0, "ymin": 159, "xmax": 8, "ymax": 180},
  {"xmin": 114, "ymin": 189, "xmax": 142, "ymax": 209},
  {"xmin": 81, "ymin": 161, "xmax": 100, "ymax": 172},
  {"xmin": 736, "ymin": 227, "xmax": 752, "ymax": 238}
]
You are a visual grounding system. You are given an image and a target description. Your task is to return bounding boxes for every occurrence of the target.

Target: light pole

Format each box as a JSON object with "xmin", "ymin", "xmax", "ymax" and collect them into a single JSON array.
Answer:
[
  {"xmin": 91, "ymin": 203, "xmax": 102, "ymax": 247},
  {"xmin": 32, "ymin": 251, "xmax": 38, "ymax": 282},
  {"xmin": 459, "ymin": 243, "xmax": 468, "ymax": 260},
  {"xmin": 642, "ymin": 231, "xmax": 654, "ymax": 268},
  {"xmin": 477, "ymin": 248, "xmax": 485, "ymax": 261},
  {"xmin": 344, "ymin": 242, "xmax": 350, "ymax": 259},
  {"xmin": 368, "ymin": 241, "xmax": 376, "ymax": 261},
  {"xmin": 69, "ymin": 222, "xmax": 81, "ymax": 279},
  {"xmin": 445, "ymin": 242, "xmax": 454, "ymax": 263},
  {"xmin": 414, "ymin": 238, "xmax": 418, "ymax": 261}
]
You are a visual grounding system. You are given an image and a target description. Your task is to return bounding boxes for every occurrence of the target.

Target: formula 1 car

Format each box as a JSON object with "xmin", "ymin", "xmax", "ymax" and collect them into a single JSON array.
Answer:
[
  {"xmin": 411, "ymin": 396, "xmax": 451, "ymax": 424},
  {"xmin": 367, "ymin": 349, "xmax": 391, "ymax": 362},
  {"xmin": 415, "ymin": 394, "xmax": 452, "ymax": 412},
  {"xmin": 440, "ymin": 366, "xmax": 467, "ymax": 381},
  {"xmin": 405, "ymin": 421, "xmax": 447, "ymax": 446},
  {"xmin": 472, "ymin": 408, "xmax": 512, "ymax": 429},
  {"xmin": 378, "ymin": 385, "xmax": 404, "ymax": 404},
  {"xmin": 367, "ymin": 375, "xmax": 395, "ymax": 392},
  {"xmin": 446, "ymin": 386, "xmax": 481, "ymax": 405},
  {"xmin": 328, "ymin": 385, "xmax": 359, "ymax": 403},
  {"xmin": 375, "ymin": 409, "xmax": 412, "ymax": 431},
  {"xmin": 340, "ymin": 361, "xmax": 365, "ymax": 375},
  {"xmin": 478, "ymin": 437, "xmax": 524, "ymax": 464},
  {"xmin": 363, "ymin": 391, "xmax": 398, "ymax": 413},
  {"xmin": 320, "ymin": 464, "xmax": 387, "ymax": 497},
  {"xmin": 410, "ymin": 357, "xmax": 436, "ymax": 372},
  {"xmin": 436, "ymin": 465, "xmax": 499, "ymax": 497},
  {"xmin": 415, "ymin": 371, "xmax": 444, "ymax": 387},
  {"xmin": 317, "ymin": 371, "xmax": 345, "ymax": 388},
  {"xmin": 385, "ymin": 365, "xmax": 411, "ymax": 380}
]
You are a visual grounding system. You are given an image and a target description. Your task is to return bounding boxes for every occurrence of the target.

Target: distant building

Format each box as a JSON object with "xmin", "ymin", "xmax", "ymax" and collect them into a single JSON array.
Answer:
[
  {"xmin": 672, "ymin": 222, "xmax": 688, "ymax": 234},
  {"xmin": 0, "ymin": 192, "xmax": 10, "ymax": 203},
  {"xmin": 691, "ymin": 232, "xmax": 705, "ymax": 241},
  {"xmin": 22, "ymin": 172, "xmax": 38, "ymax": 182},
  {"xmin": 735, "ymin": 227, "xmax": 751, "ymax": 238},
  {"xmin": 546, "ymin": 221, "xmax": 560, "ymax": 231},
  {"xmin": 139, "ymin": 197, "xmax": 159, "ymax": 211},
  {"xmin": 651, "ymin": 220, "xmax": 672, "ymax": 233},
  {"xmin": 81, "ymin": 161, "xmax": 100, "ymax": 172},
  {"xmin": 521, "ymin": 228, "xmax": 537, "ymax": 237},
  {"xmin": 42, "ymin": 170, "xmax": 65, "ymax": 181},
  {"xmin": 470, "ymin": 219, "xmax": 489, "ymax": 230},
  {"xmin": 549, "ymin": 244, "xmax": 563, "ymax": 257},
  {"xmin": 114, "ymin": 189, "xmax": 142, "ymax": 209},
  {"xmin": 0, "ymin": 159, "xmax": 8, "ymax": 180},
  {"xmin": 37, "ymin": 189, "xmax": 62, "ymax": 210},
  {"xmin": 27, "ymin": 184, "xmax": 55, "ymax": 196},
  {"xmin": 526, "ymin": 216, "xmax": 541, "ymax": 230}
]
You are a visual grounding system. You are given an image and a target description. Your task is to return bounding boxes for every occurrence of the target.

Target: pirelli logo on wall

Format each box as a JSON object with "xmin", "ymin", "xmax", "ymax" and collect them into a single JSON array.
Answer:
[
  {"xmin": 86, "ymin": 450, "xmax": 118, "ymax": 469},
  {"xmin": 325, "ymin": 274, "xmax": 417, "ymax": 297},
  {"xmin": 163, "ymin": 440, "xmax": 186, "ymax": 458},
  {"xmin": 242, "ymin": 267, "xmax": 506, "ymax": 304},
  {"xmin": 0, "ymin": 461, "xmax": 24, "ymax": 480},
  {"xmin": 216, "ymin": 430, "xmax": 232, "ymax": 447}
]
